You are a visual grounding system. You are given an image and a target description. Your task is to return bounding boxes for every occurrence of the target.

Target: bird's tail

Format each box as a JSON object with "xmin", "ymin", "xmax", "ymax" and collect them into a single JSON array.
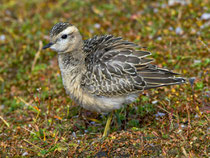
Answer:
[{"xmin": 137, "ymin": 64, "xmax": 186, "ymax": 89}]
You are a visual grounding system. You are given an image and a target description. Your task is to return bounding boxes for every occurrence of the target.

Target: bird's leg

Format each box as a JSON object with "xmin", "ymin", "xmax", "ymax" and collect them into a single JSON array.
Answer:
[{"xmin": 102, "ymin": 111, "xmax": 114, "ymax": 138}]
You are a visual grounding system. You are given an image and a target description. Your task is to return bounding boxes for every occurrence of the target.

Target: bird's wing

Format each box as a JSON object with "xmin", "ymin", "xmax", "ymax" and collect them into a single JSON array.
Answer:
[{"xmin": 82, "ymin": 35, "xmax": 185, "ymax": 96}]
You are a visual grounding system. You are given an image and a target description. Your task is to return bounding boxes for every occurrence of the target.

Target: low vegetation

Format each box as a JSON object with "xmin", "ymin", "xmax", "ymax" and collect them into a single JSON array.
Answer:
[{"xmin": 0, "ymin": 0, "xmax": 209, "ymax": 157}]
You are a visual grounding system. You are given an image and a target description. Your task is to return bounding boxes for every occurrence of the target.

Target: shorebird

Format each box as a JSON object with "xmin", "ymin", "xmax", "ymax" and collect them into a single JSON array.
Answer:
[{"xmin": 43, "ymin": 22, "xmax": 185, "ymax": 137}]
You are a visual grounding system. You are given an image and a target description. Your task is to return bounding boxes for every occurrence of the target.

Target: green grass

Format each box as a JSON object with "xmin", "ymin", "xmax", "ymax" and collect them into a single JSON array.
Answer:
[{"xmin": 0, "ymin": 0, "xmax": 209, "ymax": 157}]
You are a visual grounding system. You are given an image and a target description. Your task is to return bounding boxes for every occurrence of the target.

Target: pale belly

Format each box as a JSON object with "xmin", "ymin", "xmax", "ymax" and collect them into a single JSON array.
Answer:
[
  {"xmin": 63, "ymin": 77, "xmax": 138, "ymax": 113},
  {"xmin": 60, "ymin": 68, "xmax": 139, "ymax": 113},
  {"xmin": 91, "ymin": 94, "xmax": 139, "ymax": 113},
  {"xmin": 74, "ymin": 92, "xmax": 139, "ymax": 113}
]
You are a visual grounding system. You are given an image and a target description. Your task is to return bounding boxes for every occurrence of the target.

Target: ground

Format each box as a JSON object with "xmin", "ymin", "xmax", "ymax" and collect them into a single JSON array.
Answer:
[{"xmin": 0, "ymin": 0, "xmax": 209, "ymax": 157}]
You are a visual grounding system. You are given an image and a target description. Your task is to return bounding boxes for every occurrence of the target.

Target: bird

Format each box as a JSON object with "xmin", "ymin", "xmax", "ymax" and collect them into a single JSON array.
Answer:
[{"xmin": 43, "ymin": 22, "xmax": 186, "ymax": 137}]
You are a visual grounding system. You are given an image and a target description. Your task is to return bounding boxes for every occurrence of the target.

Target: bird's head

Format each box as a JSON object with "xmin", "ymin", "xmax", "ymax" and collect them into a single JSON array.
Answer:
[{"xmin": 43, "ymin": 22, "xmax": 82, "ymax": 53}]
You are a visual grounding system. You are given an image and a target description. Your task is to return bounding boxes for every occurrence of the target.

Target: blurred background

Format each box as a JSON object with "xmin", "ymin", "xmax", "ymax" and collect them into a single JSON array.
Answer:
[{"xmin": 0, "ymin": 0, "xmax": 209, "ymax": 157}]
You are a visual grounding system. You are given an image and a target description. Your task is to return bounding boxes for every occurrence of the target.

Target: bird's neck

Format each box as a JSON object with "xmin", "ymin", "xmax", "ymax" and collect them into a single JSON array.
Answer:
[
  {"xmin": 58, "ymin": 49, "xmax": 85, "ymax": 71},
  {"xmin": 58, "ymin": 50, "xmax": 86, "ymax": 90}
]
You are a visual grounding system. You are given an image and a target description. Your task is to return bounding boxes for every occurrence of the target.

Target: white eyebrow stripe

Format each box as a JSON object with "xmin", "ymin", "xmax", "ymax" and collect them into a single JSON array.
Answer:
[
  {"xmin": 59, "ymin": 26, "xmax": 78, "ymax": 36},
  {"xmin": 52, "ymin": 26, "xmax": 78, "ymax": 41}
]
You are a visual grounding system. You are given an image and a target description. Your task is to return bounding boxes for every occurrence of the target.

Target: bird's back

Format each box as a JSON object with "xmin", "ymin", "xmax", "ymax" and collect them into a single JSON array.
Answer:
[{"xmin": 81, "ymin": 35, "xmax": 185, "ymax": 97}]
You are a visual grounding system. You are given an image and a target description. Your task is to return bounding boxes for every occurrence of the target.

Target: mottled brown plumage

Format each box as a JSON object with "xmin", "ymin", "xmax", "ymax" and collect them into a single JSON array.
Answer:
[
  {"xmin": 82, "ymin": 35, "xmax": 185, "ymax": 97},
  {"xmin": 43, "ymin": 22, "xmax": 185, "ymax": 136},
  {"xmin": 43, "ymin": 22, "xmax": 185, "ymax": 113}
]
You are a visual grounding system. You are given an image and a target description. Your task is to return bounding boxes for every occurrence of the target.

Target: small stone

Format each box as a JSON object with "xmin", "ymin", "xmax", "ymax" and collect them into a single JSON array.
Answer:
[
  {"xmin": 156, "ymin": 37, "xmax": 162, "ymax": 41},
  {"xmin": 36, "ymin": 87, "xmax": 41, "ymax": 92},
  {"xmin": 169, "ymin": 26, "xmax": 173, "ymax": 31},
  {"xmin": 89, "ymin": 29, "xmax": 94, "ymax": 34},
  {"xmin": 0, "ymin": 104, "xmax": 5, "ymax": 110},
  {"xmin": 175, "ymin": 27, "xmax": 183, "ymax": 35},
  {"xmin": 177, "ymin": 129, "xmax": 182, "ymax": 133},
  {"xmin": 22, "ymin": 152, "xmax": 28, "ymax": 156},
  {"xmin": 180, "ymin": 124, "xmax": 186, "ymax": 128},
  {"xmin": 168, "ymin": 0, "xmax": 190, "ymax": 6},
  {"xmin": 195, "ymin": 113, "xmax": 201, "ymax": 118},
  {"xmin": 0, "ymin": 35, "xmax": 5, "ymax": 41},
  {"xmin": 201, "ymin": 13, "xmax": 210, "ymax": 20},
  {"xmin": 116, "ymin": 148, "xmax": 121, "ymax": 152},
  {"xmin": 152, "ymin": 100, "xmax": 158, "ymax": 104},
  {"xmin": 94, "ymin": 23, "xmax": 101, "ymax": 29},
  {"xmin": 72, "ymin": 132, "xmax": 76, "ymax": 138},
  {"xmin": 200, "ymin": 21, "xmax": 210, "ymax": 29},
  {"xmin": 161, "ymin": 4, "xmax": 166, "ymax": 8},
  {"xmin": 194, "ymin": 59, "xmax": 201, "ymax": 64},
  {"xmin": 155, "ymin": 112, "xmax": 165, "ymax": 117},
  {"xmin": 153, "ymin": 8, "xmax": 158, "ymax": 13},
  {"xmin": 90, "ymin": 121, "xmax": 95, "ymax": 125}
]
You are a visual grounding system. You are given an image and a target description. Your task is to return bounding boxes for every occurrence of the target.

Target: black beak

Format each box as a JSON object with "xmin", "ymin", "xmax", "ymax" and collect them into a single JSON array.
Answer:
[{"xmin": 43, "ymin": 42, "xmax": 54, "ymax": 49}]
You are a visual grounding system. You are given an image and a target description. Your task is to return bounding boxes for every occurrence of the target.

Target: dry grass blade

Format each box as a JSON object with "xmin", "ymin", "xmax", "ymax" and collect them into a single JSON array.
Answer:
[
  {"xmin": 198, "ymin": 39, "xmax": 210, "ymax": 51},
  {"xmin": 181, "ymin": 146, "xmax": 189, "ymax": 158},
  {"xmin": 23, "ymin": 139, "xmax": 44, "ymax": 151},
  {"xmin": 31, "ymin": 41, "xmax": 43, "ymax": 72},
  {"xmin": 22, "ymin": 126, "xmax": 36, "ymax": 135},
  {"xmin": 0, "ymin": 116, "xmax": 10, "ymax": 127},
  {"xmin": 157, "ymin": 105, "xmax": 178, "ymax": 118},
  {"xmin": 16, "ymin": 96, "xmax": 31, "ymax": 106}
]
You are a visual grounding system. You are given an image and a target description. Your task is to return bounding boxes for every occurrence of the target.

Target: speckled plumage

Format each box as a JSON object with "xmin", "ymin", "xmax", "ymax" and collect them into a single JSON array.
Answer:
[
  {"xmin": 82, "ymin": 35, "xmax": 185, "ymax": 98},
  {"xmin": 50, "ymin": 22, "xmax": 72, "ymax": 38},
  {"xmin": 44, "ymin": 22, "xmax": 186, "ymax": 113}
]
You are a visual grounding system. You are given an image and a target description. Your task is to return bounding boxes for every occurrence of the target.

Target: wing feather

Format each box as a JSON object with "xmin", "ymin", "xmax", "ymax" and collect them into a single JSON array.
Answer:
[{"xmin": 82, "ymin": 35, "xmax": 185, "ymax": 96}]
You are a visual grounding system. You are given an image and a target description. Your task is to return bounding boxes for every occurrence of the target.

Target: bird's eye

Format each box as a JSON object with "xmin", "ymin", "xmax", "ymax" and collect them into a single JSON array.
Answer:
[{"xmin": 61, "ymin": 34, "xmax": 68, "ymax": 39}]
